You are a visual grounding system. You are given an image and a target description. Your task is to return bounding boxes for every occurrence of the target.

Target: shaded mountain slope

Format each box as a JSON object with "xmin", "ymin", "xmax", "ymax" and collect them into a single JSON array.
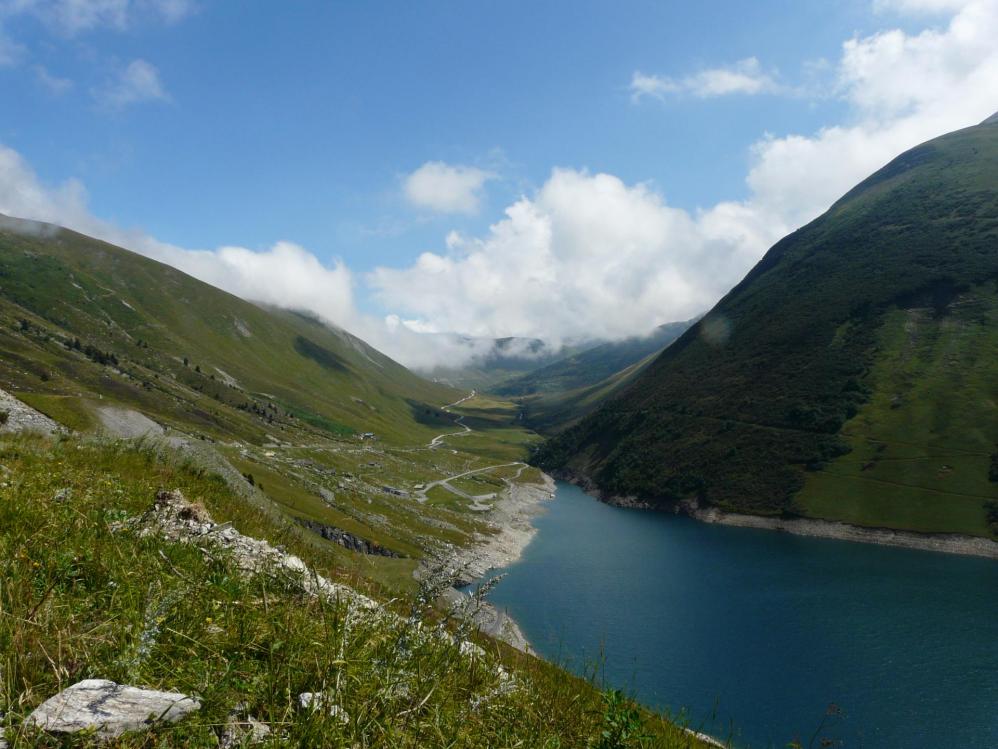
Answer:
[{"xmin": 536, "ymin": 114, "xmax": 998, "ymax": 538}]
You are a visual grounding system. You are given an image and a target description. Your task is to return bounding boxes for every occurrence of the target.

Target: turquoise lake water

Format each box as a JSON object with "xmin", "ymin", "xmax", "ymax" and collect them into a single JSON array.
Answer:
[{"xmin": 477, "ymin": 481, "xmax": 998, "ymax": 748}]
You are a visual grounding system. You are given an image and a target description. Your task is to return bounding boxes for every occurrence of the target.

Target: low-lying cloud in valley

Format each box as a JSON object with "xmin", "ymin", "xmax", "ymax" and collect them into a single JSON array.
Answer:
[{"xmin": 0, "ymin": 0, "xmax": 996, "ymax": 369}]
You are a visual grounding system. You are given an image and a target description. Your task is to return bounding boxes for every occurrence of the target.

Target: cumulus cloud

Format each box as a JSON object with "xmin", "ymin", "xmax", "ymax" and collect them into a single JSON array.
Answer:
[
  {"xmin": 373, "ymin": 170, "xmax": 741, "ymax": 343},
  {"xmin": 378, "ymin": 0, "xmax": 998, "ymax": 348},
  {"xmin": 631, "ymin": 57, "xmax": 781, "ymax": 101},
  {"xmin": 741, "ymin": 0, "xmax": 998, "ymax": 229},
  {"xmin": 403, "ymin": 161, "xmax": 495, "ymax": 215},
  {"xmin": 93, "ymin": 58, "xmax": 169, "ymax": 109}
]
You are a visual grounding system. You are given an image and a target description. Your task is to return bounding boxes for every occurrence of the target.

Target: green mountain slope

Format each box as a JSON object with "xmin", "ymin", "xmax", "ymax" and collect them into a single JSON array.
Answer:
[
  {"xmin": 0, "ymin": 215, "xmax": 550, "ymax": 577},
  {"xmin": 536, "ymin": 114, "xmax": 998, "ymax": 538},
  {"xmin": 0, "ymin": 214, "xmax": 457, "ymax": 445}
]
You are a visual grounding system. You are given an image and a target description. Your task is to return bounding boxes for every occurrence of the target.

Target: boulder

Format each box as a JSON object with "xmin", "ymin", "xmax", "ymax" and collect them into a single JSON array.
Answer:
[{"xmin": 26, "ymin": 679, "xmax": 200, "ymax": 739}]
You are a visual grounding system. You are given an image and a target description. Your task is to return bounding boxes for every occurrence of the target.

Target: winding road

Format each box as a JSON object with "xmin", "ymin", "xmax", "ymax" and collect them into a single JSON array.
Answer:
[
  {"xmin": 418, "ymin": 390, "xmax": 528, "ymax": 506},
  {"xmin": 415, "ymin": 461, "xmax": 527, "ymax": 508},
  {"xmin": 427, "ymin": 390, "xmax": 477, "ymax": 449}
]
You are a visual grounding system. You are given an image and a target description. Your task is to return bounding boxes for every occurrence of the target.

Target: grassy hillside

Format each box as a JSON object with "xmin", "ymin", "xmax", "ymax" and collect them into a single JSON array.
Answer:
[
  {"xmin": 536, "ymin": 115, "xmax": 998, "ymax": 538},
  {"xmin": 0, "ymin": 215, "xmax": 548, "ymax": 585},
  {"xmin": 0, "ymin": 433, "xmax": 713, "ymax": 748},
  {"xmin": 0, "ymin": 214, "xmax": 456, "ymax": 445}
]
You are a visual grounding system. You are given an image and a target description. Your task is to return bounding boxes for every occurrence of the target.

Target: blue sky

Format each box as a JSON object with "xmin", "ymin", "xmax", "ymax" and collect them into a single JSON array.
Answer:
[
  {"xmin": 0, "ymin": 0, "xmax": 885, "ymax": 258},
  {"xmin": 1, "ymin": 0, "xmax": 996, "ymax": 366}
]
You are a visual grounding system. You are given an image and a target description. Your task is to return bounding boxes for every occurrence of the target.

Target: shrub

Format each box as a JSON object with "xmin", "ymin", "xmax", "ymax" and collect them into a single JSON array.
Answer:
[{"xmin": 593, "ymin": 689, "xmax": 647, "ymax": 749}]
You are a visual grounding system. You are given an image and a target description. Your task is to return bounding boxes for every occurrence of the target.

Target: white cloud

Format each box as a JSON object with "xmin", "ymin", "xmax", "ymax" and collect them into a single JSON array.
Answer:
[
  {"xmin": 34, "ymin": 64, "xmax": 72, "ymax": 92},
  {"xmin": 0, "ymin": 29, "xmax": 24, "ymax": 66},
  {"xmin": 874, "ymin": 0, "xmax": 970, "ymax": 13},
  {"xmin": 741, "ymin": 0, "xmax": 998, "ymax": 230},
  {"xmin": 0, "ymin": 0, "xmax": 196, "ymax": 35},
  {"xmin": 631, "ymin": 57, "xmax": 781, "ymax": 101},
  {"xmin": 378, "ymin": 0, "xmax": 998, "ymax": 349},
  {"xmin": 94, "ymin": 58, "xmax": 169, "ymax": 109},
  {"xmin": 144, "ymin": 0, "xmax": 195, "ymax": 24},
  {"xmin": 371, "ymin": 169, "xmax": 754, "ymax": 345},
  {"xmin": 0, "ymin": 139, "xmax": 499, "ymax": 371},
  {"xmin": 0, "ymin": 141, "xmax": 354, "ymax": 326},
  {"xmin": 403, "ymin": 161, "xmax": 495, "ymax": 215},
  {"xmin": 0, "ymin": 0, "xmax": 194, "ymax": 87}
]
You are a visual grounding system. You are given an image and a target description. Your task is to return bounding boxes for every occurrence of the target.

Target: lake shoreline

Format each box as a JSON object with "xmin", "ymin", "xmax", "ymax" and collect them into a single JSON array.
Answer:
[
  {"xmin": 431, "ymin": 471, "xmax": 557, "ymax": 652},
  {"xmin": 551, "ymin": 470, "xmax": 998, "ymax": 561}
]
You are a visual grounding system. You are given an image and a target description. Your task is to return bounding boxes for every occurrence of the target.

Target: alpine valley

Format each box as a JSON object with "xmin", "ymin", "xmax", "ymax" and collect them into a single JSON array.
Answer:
[{"xmin": 1, "ymin": 28, "xmax": 997, "ymax": 746}]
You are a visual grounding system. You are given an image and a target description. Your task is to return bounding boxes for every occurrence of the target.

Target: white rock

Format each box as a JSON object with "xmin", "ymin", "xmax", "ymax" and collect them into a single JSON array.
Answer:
[
  {"xmin": 219, "ymin": 704, "xmax": 271, "ymax": 748},
  {"xmin": 459, "ymin": 640, "xmax": 485, "ymax": 659},
  {"xmin": 298, "ymin": 692, "xmax": 350, "ymax": 724},
  {"xmin": 26, "ymin": 679, "xmax": 200, "ymax": 738},
  {"xmin": 683, "ymin": 728, "xmax": 727, "ymax": 748}
]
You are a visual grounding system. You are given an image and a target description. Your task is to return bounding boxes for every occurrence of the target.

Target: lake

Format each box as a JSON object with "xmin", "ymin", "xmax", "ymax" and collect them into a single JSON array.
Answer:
[{"xmin": 475, "ymin": 481, "xmax": 998, "ymax": 747}]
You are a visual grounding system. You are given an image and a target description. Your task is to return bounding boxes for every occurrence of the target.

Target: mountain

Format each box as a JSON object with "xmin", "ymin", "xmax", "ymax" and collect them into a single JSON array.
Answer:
[
  {"xmin": 0, "ymin": 214, "xmax": 457, "ymax": 445},
  {"xmin": 536, "ymin": 114, "xmax": 998, "ymax": 539},
  {"xmin": 494, "ymin": 319, "xmax": 698, "ymax": 433},
  {"xmin": 0, "ymin": 214, "xmax": 536, "ymax": 566},
  {"xmin": 495, "ymin": 319, "xmax": 697, "ymax": 397},
  {"xmin": 422, "ymin": 335, "xmax": 589, "ymax": 391}
]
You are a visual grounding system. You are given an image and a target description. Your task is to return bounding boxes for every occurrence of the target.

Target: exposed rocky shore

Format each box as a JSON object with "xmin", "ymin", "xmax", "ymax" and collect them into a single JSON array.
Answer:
[
  {"xmin": 431, "ymin": 471, "xmax": 556, "ymax": 652},
  {"xmin": 552, "ymin": 469, "xmax": 998, "ymax": 560},
  {"xmin": 682, "ymin": 499, "xmax": 998, "ymax": 560},
  {"xmin": 451, "ymin": 472, "xmax": 556, "ymax": 584}
]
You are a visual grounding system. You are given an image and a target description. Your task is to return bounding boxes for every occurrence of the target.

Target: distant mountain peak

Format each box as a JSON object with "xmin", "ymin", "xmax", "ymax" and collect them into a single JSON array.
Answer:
[{"xmin": 983, "ymin": 110, "xmax": 998, "ymax": 125}]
